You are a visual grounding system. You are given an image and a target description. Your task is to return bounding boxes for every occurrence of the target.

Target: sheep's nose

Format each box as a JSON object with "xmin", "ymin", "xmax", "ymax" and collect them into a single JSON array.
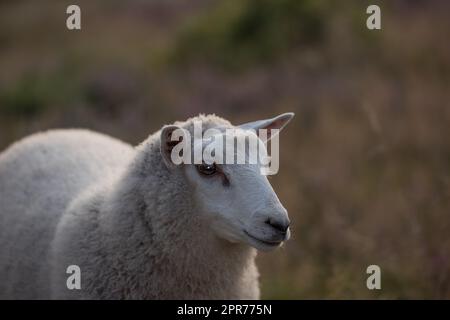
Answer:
[{"xmin": 265, "ymin": 216, "xmax": 290, "ymax": 233}]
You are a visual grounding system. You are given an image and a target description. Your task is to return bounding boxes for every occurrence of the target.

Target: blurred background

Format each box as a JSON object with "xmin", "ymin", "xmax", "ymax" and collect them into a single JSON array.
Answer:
[{"xmin": 1, "ymin": 0, "xmax": 449, "ymax": 299}]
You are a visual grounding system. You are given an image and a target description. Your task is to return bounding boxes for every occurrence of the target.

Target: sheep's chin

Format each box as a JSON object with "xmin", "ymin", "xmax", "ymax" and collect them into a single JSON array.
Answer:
[
  {"xmin": 212, "ymin": 227, "xmax": 282, "ymax": 251},
  {"xmin": 242, "ymin": 230, "xmax": 283, "ymax": 252}
]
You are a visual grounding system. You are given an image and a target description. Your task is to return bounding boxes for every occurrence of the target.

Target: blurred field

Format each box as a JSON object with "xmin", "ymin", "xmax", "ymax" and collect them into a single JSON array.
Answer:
[{"xmin": 1, "ymin": 0, "xmax": 449, "ymax": 299}]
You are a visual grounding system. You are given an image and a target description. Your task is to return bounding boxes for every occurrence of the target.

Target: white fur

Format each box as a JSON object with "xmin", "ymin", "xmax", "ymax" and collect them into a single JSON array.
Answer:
[{"xmin": 0, "ymin": 114, "xmax": 292, "ymax": 299}]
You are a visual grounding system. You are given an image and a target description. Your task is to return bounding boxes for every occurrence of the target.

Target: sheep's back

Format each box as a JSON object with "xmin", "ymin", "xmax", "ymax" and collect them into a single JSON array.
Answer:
[{"xmin": 0, "ymin": 129, "xmax": 135, "ymax": 298}]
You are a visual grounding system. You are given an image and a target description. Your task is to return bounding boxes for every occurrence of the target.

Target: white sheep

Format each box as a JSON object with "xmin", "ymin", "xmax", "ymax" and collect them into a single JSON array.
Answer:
[{"xmin": 0, "ymin": 113, "xmax": 293, "ymax": 299}]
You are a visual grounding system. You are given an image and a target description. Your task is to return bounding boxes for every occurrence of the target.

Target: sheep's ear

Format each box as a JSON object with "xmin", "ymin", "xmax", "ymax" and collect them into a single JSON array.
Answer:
[
  {"xmin": 160, "ymin": 125, "xmax": 182, "ymax": 169},
  {"xmin": 238, "ymin": 112, "xmax": 294, "ymax": 142}
]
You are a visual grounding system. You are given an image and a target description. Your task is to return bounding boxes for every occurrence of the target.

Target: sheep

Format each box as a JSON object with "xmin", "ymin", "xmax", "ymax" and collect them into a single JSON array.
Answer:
[{"xmin": 0, "ymin": 113, "xmax": 294, "ymax": 299}]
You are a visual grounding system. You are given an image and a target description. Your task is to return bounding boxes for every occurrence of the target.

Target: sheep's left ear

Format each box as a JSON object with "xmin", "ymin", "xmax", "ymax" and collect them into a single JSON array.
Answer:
[{"xmin": 238, "ymin": 112, "xmax": 295, "ymax": 142}]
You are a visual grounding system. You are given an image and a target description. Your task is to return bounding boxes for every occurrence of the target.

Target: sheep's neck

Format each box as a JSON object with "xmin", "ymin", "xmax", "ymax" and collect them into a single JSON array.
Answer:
[{"xmin": 138, "ymin": 188, "xmax": 258, "ymax": 299}]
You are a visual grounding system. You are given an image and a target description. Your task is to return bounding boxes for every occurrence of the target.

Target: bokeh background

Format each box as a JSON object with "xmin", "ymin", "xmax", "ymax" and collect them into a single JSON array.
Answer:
[{"xmin": 1, "ymin": 0, "xmax": 449, "ymax": 299}]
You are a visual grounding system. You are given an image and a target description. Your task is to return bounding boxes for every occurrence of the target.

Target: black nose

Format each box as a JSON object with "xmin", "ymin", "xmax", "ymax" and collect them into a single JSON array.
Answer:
[{"xmin": 266, "ymin": 217, "xmax": 290, "ymax": 233}]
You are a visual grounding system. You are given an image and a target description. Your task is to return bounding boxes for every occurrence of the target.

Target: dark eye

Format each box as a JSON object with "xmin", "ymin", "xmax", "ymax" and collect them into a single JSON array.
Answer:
[{"xmin": 196, "ymin": 162, "xmax": 217, "ymax": 176}]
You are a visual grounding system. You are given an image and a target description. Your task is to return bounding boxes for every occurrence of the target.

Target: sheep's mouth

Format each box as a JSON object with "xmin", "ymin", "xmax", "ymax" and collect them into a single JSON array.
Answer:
[{"xmin": 243, "ymin": 230, "xmax": 282, "ymax": 247}]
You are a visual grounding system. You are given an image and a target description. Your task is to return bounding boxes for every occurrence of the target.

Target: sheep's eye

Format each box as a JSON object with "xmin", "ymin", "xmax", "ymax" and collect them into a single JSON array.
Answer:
[{"xmin": 196, "ymin": 162, "xmax": 217, "ymax": 176}]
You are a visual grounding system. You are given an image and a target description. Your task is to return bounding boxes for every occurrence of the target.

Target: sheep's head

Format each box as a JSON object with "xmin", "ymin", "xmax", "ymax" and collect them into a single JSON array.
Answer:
[{"xmin": 160, "ymin": 113, "xmax": 294, "ymax": 252}]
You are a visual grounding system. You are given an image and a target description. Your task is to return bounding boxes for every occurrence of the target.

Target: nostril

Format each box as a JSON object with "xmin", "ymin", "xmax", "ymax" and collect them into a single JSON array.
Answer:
[{"xmin": 266, "ymin": 218, "xmax": 290, "ymax": 233}]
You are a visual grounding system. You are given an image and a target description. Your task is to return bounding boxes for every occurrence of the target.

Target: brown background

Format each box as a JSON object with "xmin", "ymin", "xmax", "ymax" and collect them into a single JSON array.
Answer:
[{"xmin": 1, "ymin": 0, "xmax": 449, "ymax": 298}]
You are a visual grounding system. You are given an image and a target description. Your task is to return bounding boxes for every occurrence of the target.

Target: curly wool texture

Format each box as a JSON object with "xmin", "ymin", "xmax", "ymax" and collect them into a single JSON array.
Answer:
[{"xmin": 0, "ymin": 115, "xmax": 259, "ymax": 299}]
